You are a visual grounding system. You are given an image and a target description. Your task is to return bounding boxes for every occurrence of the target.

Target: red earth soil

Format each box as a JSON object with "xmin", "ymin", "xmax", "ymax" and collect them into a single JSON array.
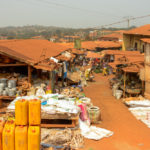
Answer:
[
  {"xmin": 1, "ymin": 73, "xmax": 150, "ymax": 150},
  {"xmin": 81, "ymin": 73, "xmax": 150, "ymax": 150}
]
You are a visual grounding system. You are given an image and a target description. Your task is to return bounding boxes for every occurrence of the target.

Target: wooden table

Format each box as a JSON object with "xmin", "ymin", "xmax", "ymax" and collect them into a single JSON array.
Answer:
[
  {"xmin": 41, "ymin": 112, "xmax": 79, "ymax": 128},
  {"xmin": 0, "ymin": 96, "xmax": 16, "ymax": 108},
  {"xmin": 0, "ymin": 96, "xmax": 16, "ymax": 101}
]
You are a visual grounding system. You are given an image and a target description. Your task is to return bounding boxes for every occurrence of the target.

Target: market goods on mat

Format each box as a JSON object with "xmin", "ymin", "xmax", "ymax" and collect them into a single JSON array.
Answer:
[
  {"xmin": 60, "ymin": 87, "xmax": 83, "ymax": 98},
  {"xmin": 41, "ymin": 128, "xmax": 84, "ymax": 149},
  {"xmin": 70, "ymin": 130, "xmax": 84, "ymax": 149},
  {"xmin": 41, "ymin": 128, "xmax": 71, "ymax": 145},
  {"xmin": 15, "ymin": 126, "xmax": 28, "ymax": 150},
  {"xmin": 29, "ymin": 99, "xmax": 41, "ymax": 125},
  {"xmin": 28, "ymin": 126, "xmax": 40, "ymax": 150},
  {"xmin": 15, "ymin": 99, "xmax": 28, "ymax": 125}
]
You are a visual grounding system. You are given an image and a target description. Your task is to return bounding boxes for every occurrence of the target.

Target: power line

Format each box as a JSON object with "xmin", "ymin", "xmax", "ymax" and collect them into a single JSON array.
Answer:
[
  {"xmin": 32, "ymin": 0, "xmax": 120, "ymax": 18},
  {"xmin": 94, "ymin": 14, "xmax": 150, "ymax": 29}
]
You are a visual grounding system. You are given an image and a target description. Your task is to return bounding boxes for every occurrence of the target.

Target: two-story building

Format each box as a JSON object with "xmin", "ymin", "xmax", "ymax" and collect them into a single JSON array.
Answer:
[
  {"xmin": 141, "ymin": 38, "xmax": 150, "ymax": 98},
  {"xmin": 122, "ymin": 24, "xmax": 150, "ymax": 53}
]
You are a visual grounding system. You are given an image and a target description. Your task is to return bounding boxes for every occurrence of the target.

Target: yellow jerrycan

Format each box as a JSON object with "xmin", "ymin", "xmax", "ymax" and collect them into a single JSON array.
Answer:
[
  {"xmin": 15, "ymin": 126, "xmax": 28, "ymax": 150},
  {"xmin": 15, "ymin": 99, "xmax": 28, "ymax": 125},
  {"xmin": 0, "ymin": 119, "xmax": 5, "ymax": 127},
  {"xmin": 5, "ymin": 119, "xmax": 15, "ymax": 129},
  {"xmin": 2, "ymin": 125, "xmax": 15, "ymax": 150},
  {"xmin": 0, "ymin": 124, "xmax": 3, "ymax": 150},
  {"xmin": 28, "ymin": 126, "xmax": 40, "ymax": 150},
  {"xmin": 29, "ymin": 99, "xmax": 41, "ymax": 125}
]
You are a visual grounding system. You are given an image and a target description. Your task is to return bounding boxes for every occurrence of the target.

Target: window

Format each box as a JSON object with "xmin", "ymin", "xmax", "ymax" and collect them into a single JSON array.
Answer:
[
  {"xmin": 134, "ymin": 42, "xmax": 138, "ymax": 50},
  {"xmin": 142, "ymin": 44, "xmax": 145, "ymax": 53}
]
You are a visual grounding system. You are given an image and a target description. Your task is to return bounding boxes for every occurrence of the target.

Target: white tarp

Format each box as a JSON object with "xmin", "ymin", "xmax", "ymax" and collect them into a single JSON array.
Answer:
[
  {"xmin": 79, "ymin": 119, "xmax": 113, "ymax": 140},
  {"xmin": 125, "ymin": 100, "xmax": 150, "ymax": 107},
  {"xmin": 129, "ymin": 107, "xmax": 150, "ymax": 128},
  {"xmin": 7, "ymin": 94, "xmax": 80, "ymax": 114}
]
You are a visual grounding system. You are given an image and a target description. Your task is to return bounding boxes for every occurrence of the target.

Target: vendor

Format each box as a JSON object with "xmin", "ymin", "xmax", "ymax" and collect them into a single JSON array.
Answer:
[
  {"xmin": 102, "ymin": 62, "xmax": 108, "ymax": 76},
  {"xmin": 85, "ymin": 68, "xmax": 91, "ymax": 81}
]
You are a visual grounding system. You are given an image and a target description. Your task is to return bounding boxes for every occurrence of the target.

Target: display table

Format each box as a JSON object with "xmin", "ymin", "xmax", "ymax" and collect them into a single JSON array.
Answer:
[{"xmin": 0, "ymin": 96, "xmax": 16, "ymax": 101}]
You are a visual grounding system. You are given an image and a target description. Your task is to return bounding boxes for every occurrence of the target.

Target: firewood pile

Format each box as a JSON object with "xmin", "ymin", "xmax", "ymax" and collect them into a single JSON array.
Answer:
[{"xmin": 41, "ymin": 128, "xmax": 84, "ymax": 149}]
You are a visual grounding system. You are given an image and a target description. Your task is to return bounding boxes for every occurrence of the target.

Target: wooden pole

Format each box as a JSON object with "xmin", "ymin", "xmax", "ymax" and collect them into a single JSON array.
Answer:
[
  {"xmin": 28, "ymin": 65, "xmax": 32, "ymax": 84},
  {"xmin": 62, "ymin": 64, "xmax": 64, "ymax": 87},
  {"xmin": 142, "ymin": 81, "xmax": 145, "ymax": 96},
  {"xmin": 123, "ymin": 72, "xmax": 126, "ymax": 98},
  {"xmin": 49, "ymin": 71, "xmax": 51, "ymax": 89},
  {"xmin": 0, "ymin": 99, "xmax": 2, "ymax": 108}
]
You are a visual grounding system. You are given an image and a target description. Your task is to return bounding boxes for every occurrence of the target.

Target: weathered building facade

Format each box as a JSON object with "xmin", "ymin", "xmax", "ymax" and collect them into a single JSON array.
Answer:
[
  {"xmin": 141, "ymin": 38, "xmax": 150, "ymax": 98},
  {"xmin": 123, "ymin": 24, "xmax": 150, "ymax": 53}
]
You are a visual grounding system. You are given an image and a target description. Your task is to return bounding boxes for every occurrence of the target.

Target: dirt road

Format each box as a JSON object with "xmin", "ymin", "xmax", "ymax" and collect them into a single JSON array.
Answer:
[{"xmin": 83, "ymin": 74, "xmax": 150, "ymax": 150}]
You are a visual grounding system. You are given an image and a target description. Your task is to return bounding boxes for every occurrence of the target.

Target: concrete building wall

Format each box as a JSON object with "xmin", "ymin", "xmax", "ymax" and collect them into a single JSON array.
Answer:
[
  {"xmin": 123, "ymin": 34, "xmax": 150, "ymax": 52},
  {"xmin": 145, "ymin": 65, "xmax": 150, "ymax": 81},
  {"xmin": 122, "ymin": 34, "xmax": 130, "ymax": 51},
  {"xmin": 145, "ymin": 43, "xmax": 150, "ymax": 97}
]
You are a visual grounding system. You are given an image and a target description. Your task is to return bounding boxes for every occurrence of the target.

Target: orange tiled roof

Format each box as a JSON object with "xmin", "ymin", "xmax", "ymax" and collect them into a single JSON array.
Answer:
[
  {"xmin": 82, "ymin": 41, "xmax": 122, "ymax": 49},
  {"xmin": 58, "ymin": 41, "xmax": 122, "ymax": 50},
  {"xmin": 101, "ymin": 50, "xmax": 141, "ymax": 56},
  {"xmin": 34, "ymin": 59, "xmax": 60, "ymax": 71},
  {"xmin": 101, "ymin": 33, "xmax": 123, "ymax": 39},
  {"xmin": 109, "ymin": 56, "xmax": 144, "ymax": 72},
  {"xmin": 95, "ymin": 41, "xmax": 122, "ymax": 48},
  {"xmin": 70, "ymin": 49, "xmax": 85, "ymax": 55},
  {"xmin": 86, "ymin": 51, "xmax": 102, "ymax": 58},
  {"xmin": 56, "ymin": 52, "xmax": 75, "ymax": 61},
  {"xmin": 81, "ymin": 41, "xmax": 97, "ymax": 50},
  {"xmin": 106, "ymin": 50, "xmax": 144, "ymax": 68},
  {"xmin": 122, "ymin": 63, "xmax": 144, "ymax": 73},
  {"xmin": 141, "ymin": 38, "xmax": 150, "ymax": 44},
  {"xmin": 108, "ymin": 53, "xmax": 144, "ymax": 72},
  {"xmin": 124, "ymin": 24, "xmax": 150, "ymax": 36},
  {"xmin": 0, "ymin": 39, "xmax": 68, "ymax": 65},
  {"xmin": 57, "ymin": 42, "xmax": 74, "ymax": 49},
  {"xmin": 55, "ymin": 55, "xmax": 71, "ymax": 61}
]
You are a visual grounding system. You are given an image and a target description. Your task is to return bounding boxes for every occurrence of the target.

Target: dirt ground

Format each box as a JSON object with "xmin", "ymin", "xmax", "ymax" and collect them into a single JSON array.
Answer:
[
  {"xmin": 1, "ymin": 73, "xmax": 150, "ymax": 150},
  {"xmin": 82, "ymin": 73, "xmax": 150, "ymax": 150}
]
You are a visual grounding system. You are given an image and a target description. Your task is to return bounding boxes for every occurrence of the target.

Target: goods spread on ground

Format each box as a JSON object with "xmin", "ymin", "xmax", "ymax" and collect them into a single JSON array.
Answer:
[
  {"xmin": 60, "ymin": 86, "xmax": 84, "ymax": 98},
  {"xmin": 3, "ymin": 91, "xmax": 114, "ymax": 149},
  {"xmin": 123, "ymin": 97, "xmax": 150, "ymax": 128},
  {"xmin": 41, "ymin": 128, "xmax": 84, "ymax": 149}
]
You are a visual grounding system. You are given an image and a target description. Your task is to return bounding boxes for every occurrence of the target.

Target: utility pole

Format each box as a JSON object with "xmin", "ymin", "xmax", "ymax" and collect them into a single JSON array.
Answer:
[
  {"xmin": 123, "ymin": 16, "xmax": 133, "ymax": 28},
  {"xmin": 127, "ymin": 18, "xmax": 130, "ymax": 28}
]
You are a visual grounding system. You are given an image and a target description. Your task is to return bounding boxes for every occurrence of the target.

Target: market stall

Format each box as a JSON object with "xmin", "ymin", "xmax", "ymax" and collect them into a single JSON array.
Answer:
[{"xmin": 121, "ymin": 64, "xmax": 144, "ymax": 98}]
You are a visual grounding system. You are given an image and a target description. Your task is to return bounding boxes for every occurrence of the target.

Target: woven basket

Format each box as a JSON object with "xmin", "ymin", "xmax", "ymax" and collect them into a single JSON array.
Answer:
[{"xmin": 88, "ymin": 106, "xmax": 100, "ymax": 124}]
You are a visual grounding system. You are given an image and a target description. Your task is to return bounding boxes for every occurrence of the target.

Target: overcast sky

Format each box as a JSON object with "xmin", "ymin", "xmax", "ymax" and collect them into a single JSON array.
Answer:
[{"xmin": 0, "ymin": 0, "xmax": 150, "ymax": 28}]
